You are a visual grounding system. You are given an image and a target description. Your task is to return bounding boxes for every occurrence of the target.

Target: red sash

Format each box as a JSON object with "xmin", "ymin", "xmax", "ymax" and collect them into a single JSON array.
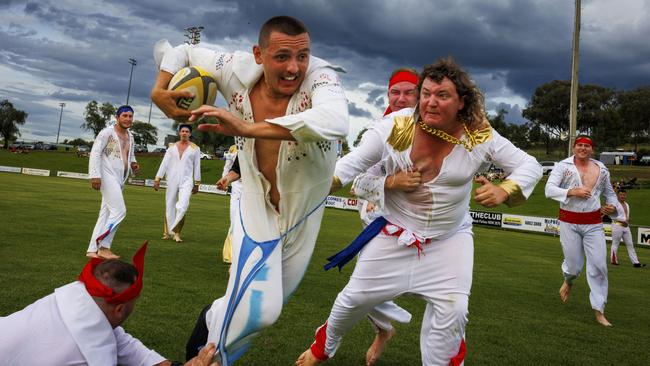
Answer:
[{"xmin": 559, "ymin": 209, "xmax": 602, "ymax": 224}]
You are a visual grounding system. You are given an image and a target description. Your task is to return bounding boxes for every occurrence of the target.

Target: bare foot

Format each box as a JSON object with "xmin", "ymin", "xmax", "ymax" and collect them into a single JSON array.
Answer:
[
  {"xmin": 295, "ymin": 349, "xmax": 324, "ymax": 366},
  {"xmin": 595, "ymin": 311, "xmax": 612, "ymax": 327},
  {"xmin": 86, "ymin": 252, "xmax": 99, "ymax": 258},
  {"xmin": 162, "ymin": 233, "xmax": 170, "ymax": 240},
  {"xmin": 174, "ymin": 233, "xmax": 183, "ymax": 243},
  {"xmin": 559, "ymin": 281, "xmax": 572, "ymax": 303},
  {"xmin": 97, "ymin": 247, "xmax": 120, "ymax": 259},
  {"xmin": 366, "ymin": 328, "xmax": 396, "ymax": 366}
]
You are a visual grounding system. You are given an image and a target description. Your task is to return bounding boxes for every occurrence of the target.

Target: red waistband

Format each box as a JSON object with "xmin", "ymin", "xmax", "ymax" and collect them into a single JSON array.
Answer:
[{"xmin": 559, "ymin": 209, "xmax": 602, "ymax": 224}]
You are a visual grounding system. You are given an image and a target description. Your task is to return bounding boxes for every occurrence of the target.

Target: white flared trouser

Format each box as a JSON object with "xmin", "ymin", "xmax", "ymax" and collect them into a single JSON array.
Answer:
[
  {"xmin": 560, "ymin": 222, "xmax": 608, "ymax": 312},
  {"xmin": 205, "ymin": 205, "xmax": 326, "ymax": 365},
  {"xmin": 322, "ymin": 230, "xmax": 473, "ymax": 366},
  {"xmin": 87, "ymin": 178, "xmax": 126, "ymax": 252},
  {"xmin": 165, "ymin": 181, "xmax": 193, "ymax": 234},
  {"xmin": 610, "ymin": 224, "xmax": 639, "ymax": 264}
]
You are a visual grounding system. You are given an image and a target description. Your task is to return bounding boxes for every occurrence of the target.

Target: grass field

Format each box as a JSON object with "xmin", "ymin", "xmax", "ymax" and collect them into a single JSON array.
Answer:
[{"xmin": 1, "ymin": 172, "xmax": 649, "ymax": 365}]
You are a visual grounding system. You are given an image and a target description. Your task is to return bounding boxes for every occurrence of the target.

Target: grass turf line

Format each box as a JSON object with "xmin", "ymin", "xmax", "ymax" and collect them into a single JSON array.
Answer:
[{"xmin": 1, "ymin": 173, "xmax": 649, "ymax": 365}]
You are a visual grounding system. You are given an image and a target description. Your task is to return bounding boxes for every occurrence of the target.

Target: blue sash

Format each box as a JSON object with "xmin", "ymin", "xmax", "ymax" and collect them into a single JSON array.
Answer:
[{"xmin": 324, "ymin": 216, "xmax": 387, "ymax": 271}]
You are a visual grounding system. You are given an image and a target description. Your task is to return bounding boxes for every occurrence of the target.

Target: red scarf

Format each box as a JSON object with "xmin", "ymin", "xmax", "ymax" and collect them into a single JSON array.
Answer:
[{"xmin": 78, "ymin": 242, "xmax": 148, "ymax": 304}]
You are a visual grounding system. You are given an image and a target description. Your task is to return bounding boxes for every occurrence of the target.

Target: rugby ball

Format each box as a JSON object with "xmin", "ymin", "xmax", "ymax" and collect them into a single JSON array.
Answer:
[{"xmin": 168, "ymin": 66, "xmax": 217, "ymax": 110}]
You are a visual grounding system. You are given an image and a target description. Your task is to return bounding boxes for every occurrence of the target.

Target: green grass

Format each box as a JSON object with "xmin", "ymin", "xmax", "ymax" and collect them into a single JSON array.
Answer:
[{"xmin": 1, "ymin": 173, "xmax": 649, "ymax": 365}]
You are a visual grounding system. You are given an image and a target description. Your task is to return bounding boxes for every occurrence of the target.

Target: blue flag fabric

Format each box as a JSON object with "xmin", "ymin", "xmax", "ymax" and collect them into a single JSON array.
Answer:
[{"xmin": 324, "ymin": 216, "xmax": 387, "ymax": 271}]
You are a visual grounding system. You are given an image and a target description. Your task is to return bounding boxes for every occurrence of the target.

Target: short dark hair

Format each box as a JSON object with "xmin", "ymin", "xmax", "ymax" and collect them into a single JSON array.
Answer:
[
  {"xmin": 258, "ymin": 16, "xmax": 309, "ymax": 48},
  {"xmin": 419, "ymin": 57, "xmax": 487, "ymax": 130},
  {"xmin": 94, "ymin": 259, "xmax": 138, "ymax": 293}
]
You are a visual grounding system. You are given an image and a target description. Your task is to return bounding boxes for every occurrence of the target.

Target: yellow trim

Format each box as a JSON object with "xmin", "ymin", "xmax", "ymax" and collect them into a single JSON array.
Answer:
[
  {"xmin": 466, "ymin": 126, "xmax": 493, "ymax": 148},
  {"xmin": 331, "ymin": 176, "xmax": 342, "ymax": 192},
  {"xmin": 387, "ymin": 115, "xmax": 415, "ymax": 152},
  {"xmin": 499, "ymin": 179, "xmax": 526, "ymax": 207}
]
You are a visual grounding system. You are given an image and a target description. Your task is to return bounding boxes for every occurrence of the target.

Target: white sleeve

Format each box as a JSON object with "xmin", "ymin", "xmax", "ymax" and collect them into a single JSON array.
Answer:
[
  {"xmin": 155, "ymin": 149, "xmax": 171, "ymax": 180},
  {"xmin": 194, "ymin": 148, "xmax": 202, "ymax": 183},
  {"xmin": 601, "ymin": 169, "xmax": 618, "ymax": 205},
  {"xmin": 88, "ymin": 129, "xmax": 108, "ymax": 179},
  {"xmin": 488, "ymin": 131, "xmax": 542, "ymax": 201},
  {"xmin": 334, "ymin": 127, "xmax": 385, "ymax": 186},
  {"xmin": 266, "ymin": 67, "xmax": 349, "ymax": 142},
  {"xmin": 351, "ymin": 172, "xmax": 387, "ymax": 213},
  {"xmin": 114, "ymin": 326, "xmax": 166, "ymax": 366},
  {"xmin": 545, "ymin": 164, "xmax": 569, "ymax": 203}
]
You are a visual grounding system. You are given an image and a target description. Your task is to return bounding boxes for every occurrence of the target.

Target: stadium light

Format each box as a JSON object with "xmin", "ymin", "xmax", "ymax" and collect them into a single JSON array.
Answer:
[
  {"xmin": 126, "ymin": 58, "xmax": 138, "ymax": 105},
  {"xmin": 56, "ymin": 102, "xmax": 66, "ymax": 144},
  {"xmin": 567, "ymin": 0, "xmax": 581, "ymax": 156},
  {"xmin": 184, "ymin": 26, "xmax": 204, "ymax": 45}
]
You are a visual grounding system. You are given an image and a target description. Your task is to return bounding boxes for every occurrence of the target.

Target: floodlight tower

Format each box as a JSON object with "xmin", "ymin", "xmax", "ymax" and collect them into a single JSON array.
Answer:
[
  {"xmin": 56, "ymin": 102, "xmax": 66, "ymax": 144},
  {"xmin": 568, "ymin": 0, "xmax": 581, "ymax": 157},
  {"xmin": 126, "ymin": 58, "xmax": 138, "ymax": 105},
  {"xmin": 184, "ymin": 26, "xmax": 204, "ymax": 45}
]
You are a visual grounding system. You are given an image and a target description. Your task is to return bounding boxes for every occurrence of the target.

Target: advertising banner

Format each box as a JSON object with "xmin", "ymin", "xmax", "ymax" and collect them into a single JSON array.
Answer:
[
  {"xmin": 638, "ymin": 227, "xmax": 650, "ymax": 246},
  {"xmin": 57, "ymin": 171, "xmax": 90, "ymax": 179},
  {"xmin": 0, "ymin": 165, "xmax": 22, "ymax": 173},
  {"xmin": 469, "ymin": 211, "xmax": 502, "ymax": 227},
  {"xmin": 22, "ymin": 168, "xmax": 50, "ymax": 176}
]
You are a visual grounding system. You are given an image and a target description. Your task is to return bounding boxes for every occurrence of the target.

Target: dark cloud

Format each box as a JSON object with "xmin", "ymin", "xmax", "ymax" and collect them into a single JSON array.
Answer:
[
  {"xmin": 487, "ymin": 102, "xmax": 529, "ymax": 125},
  {"xmin": 348, "ymin": 102, "xmax": 372, "ymax": 118},
  {"xmin": 365, "ymin": 88, "xmax": 385, "ymax": 109},
  {"xmin": 1, "ymin": 0, "xmax": 648, "ymax": 144}
]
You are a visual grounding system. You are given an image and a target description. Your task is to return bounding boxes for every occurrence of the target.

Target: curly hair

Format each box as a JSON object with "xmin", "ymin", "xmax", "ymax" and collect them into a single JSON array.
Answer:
[{"xmin": 418, "ymin": 57, "xmax": 489, "ymax": 130}]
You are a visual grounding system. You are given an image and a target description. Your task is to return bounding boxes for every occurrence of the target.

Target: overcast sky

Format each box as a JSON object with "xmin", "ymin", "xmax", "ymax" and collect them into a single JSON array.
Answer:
[{"xmin": 1, "ymin": 0, "xmax": 648, "ymax": 148}]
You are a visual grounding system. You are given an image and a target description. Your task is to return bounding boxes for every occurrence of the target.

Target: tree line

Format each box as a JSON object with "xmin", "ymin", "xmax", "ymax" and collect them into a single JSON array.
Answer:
[{"xmin": 3, "ymin": 81, "xmax": 650, "ymax": 155}]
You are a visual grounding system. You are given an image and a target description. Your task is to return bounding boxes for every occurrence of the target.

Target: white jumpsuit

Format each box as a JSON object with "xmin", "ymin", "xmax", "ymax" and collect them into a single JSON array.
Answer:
[
  {"xmin": 87, "ymin": 126, "xmax": 136, "ymax": 253},
  {"xmin": 609, "ymin": 199, "xmax": 640, "ymax": 265},
  {"xmin": 312, "ymin": 109, "xmax": 542, "ymax": 365},
  {"xmin": 545, "ymin": 156, "xmax": 617, "ymax": 312},
  {"xmin": 221, "ymin": 150, "xmax": 242, "ymax": 263},
  {"xmin": 0, "ymin": 281, "xmax": 165, "ymax": 366},
  {"xmin": 155, "ymin": 142, "xmax": 201, "ymax": 235},
  {"xmin": 158, "ymin": 41, "xmax": 348, "ymax": 365}
]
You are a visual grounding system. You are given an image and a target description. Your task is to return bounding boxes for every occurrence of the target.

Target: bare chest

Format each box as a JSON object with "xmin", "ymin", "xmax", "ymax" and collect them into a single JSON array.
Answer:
[
  {"xmin": 576, "ymin": 162, "xmax": 600, "ymax": 190},
  {"xmin": 177, "ymin": 143, "xmax": 189, "ymax": 159}
]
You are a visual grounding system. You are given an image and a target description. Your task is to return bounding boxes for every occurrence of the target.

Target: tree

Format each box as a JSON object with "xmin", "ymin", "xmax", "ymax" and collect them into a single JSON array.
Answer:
[
  {"xmin": 523, "ymin": 80, "xmax": 617, "ymax": 151},
  {"xmin": 522, "ymin": 80, "xmax": 572, "ymax": 141},
  {"xmin": 0, "ymin": 99, "xmax": 28, "ymax": 149},
  {"xmin": 130, "ymin": 120, "xmax": 158, "ymax": 147},
  {"xmin": 82, "ymin": 101, "xmax": 115, "ymax": 137},
  {"xmin": 618, "ymin": 86, "xmax": 650, "ymax": 151},
  {"xmin": 171, "ymin": 121, "xmax": 234, "ymax": 153},
  {"xmin": 353, "ymin": 127, "xmax": 368, "ymax": 147},
  {"xmin": 66, "ymin": 138, "xmax": 91, "ymax": 147}
]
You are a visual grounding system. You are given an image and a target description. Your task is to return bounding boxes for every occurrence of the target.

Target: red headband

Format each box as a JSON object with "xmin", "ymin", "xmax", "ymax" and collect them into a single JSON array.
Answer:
[
  {"xmin": 79, "ymin": 242, "xmax": 148, "ymax": 304},
  {"xmin": 389, "ymin": 71, "xmax": 419, "ymax": 88},
  {"xmin": 574, "ymin": 137, "xmax": 594, "ymax": 147},
  {"xmin": 384, "ymin": 71, "xmax": 419, "ymax": 117}
]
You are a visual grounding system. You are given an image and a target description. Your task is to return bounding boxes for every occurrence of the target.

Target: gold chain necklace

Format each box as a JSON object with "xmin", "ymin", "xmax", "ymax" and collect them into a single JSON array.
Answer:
[{"xmin": 417, "ymin": 120, "xmax": 474, "ymax": 151}]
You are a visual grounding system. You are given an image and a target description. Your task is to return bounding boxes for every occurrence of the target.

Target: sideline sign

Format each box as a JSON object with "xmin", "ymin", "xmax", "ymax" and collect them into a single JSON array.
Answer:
[
  {"xmin": 638, "ymin": 227, "xmax": 650, "ymax": 246},
  {"xmin": 469, "ymin": 210, "xmax": 502, "ymax": 227},
  {"xmin": 57, "ymin": 171, "xmax": 89, "ymax": 179},
  {"xmin": 0, "ymin": 165, "xmax": 21, "ymax": 173},
  {"xmin": 22, "ymin": 168, "xmax": 50, "ymax": 176}
]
